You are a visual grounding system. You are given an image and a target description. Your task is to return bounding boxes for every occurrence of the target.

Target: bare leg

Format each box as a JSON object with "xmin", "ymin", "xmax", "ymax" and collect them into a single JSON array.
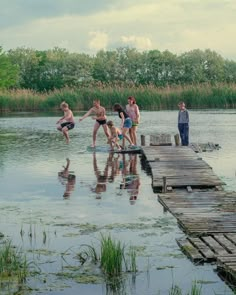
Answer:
[
  {"xmin": 62, "ymin": 127, "xmax": 70, "ymax": 144},
  {"xmin": 122, "ymin": 128, "xmax": 133, "ymax": 148},
  {"xmin": 129, "ymin": 128, "xmax": 134, "ymax": 144},
  {"xmin": 102, "ymin": 124, "xmax": 110, "ymax": 139},
  {"xmin": 92, "ymin": 121, "xmax": 100, "ymax": 147},
  {"xmin": 131, "ymin": 126, "xmax": 137, "ymax": 145}
]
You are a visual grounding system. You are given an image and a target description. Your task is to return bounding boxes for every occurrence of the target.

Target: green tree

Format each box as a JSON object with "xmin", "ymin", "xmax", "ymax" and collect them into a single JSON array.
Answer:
[{"xmin": 0, "ymin": 47, "xmax": 19, "ymax": 89}]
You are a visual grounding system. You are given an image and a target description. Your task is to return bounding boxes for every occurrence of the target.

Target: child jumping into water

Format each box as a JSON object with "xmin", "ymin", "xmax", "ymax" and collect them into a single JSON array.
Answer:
[
  {"xmin": 107, "ymin": 120, "xmax": 123, "ymax": 151},
  {"xmin": 57, "ymin": 101, "xmax": 75, "ymax": 144}
]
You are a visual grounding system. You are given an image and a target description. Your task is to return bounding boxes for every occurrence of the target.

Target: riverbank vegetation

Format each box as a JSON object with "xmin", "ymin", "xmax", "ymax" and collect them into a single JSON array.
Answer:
[
  {"xmin": 1, "ymin": 46, "xmax": 236, "ymax": 111},
  {"xmin": 0, "ymin": 83, "xmax": 236, "ymax": 112}
]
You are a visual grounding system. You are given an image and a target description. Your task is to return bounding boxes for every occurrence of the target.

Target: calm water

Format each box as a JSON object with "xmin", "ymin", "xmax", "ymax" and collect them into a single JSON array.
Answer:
[{"xmin": 0, "ymin": 110, "xmax": 236, "ymax": 294}]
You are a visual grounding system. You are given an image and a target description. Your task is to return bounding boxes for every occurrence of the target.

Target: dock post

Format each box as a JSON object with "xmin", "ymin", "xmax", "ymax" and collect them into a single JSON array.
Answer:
[
  {"xmin": 174, "ymin": 134, "xmax": 180, "ymax": 146},
  {"xmin": 162, "ymin": 176, "xmax": 167, "ymax": 193},
  {"xmin": 141, "ymin": 135, "xmax": 146, "ymax": 146}
]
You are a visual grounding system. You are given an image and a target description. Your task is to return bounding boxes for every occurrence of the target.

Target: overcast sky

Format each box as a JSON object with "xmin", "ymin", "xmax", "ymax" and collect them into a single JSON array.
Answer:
[{"xmin": 1, "ymin": 0, "xmax": 235, "ymax": 59}]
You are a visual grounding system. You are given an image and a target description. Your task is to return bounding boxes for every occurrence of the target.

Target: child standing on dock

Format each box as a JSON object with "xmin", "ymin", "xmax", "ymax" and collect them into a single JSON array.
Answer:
[
  {"xmin": 56, "ymin": 101, "xmax": 75, "ymax": 144},
  {"xmin": 113, "ymin": 103, "xmax": 135, "ymax": 149},
  {"xmin": 178, "ymin": 101, "xmax": 189, "ymax": 146}
]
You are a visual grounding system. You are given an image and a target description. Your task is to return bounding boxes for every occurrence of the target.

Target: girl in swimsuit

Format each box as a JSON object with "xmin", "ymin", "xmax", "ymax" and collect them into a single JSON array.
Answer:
[
  {"xmin": 126, "ymin": 96, "xmax": 140, "ymax": 145},
  {"xmin": 113, "ymin": 103, "xmax": 135, "ymax": 149}
]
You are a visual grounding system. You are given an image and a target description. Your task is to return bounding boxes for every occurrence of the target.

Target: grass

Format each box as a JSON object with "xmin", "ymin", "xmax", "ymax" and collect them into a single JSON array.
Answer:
[
  {"xmin": 76, "ymin": 234, "xmax": 136, "ymax": 278},
  {"xmin": 0, "ymin": 240, "xmax": 28, "ymax": 283},
  {"xmin": 100, "ymin": 234, "xmax": 125, "ymax": 277},
  {"xmin": 169, "ymin": 281, "xmax": 202, "ymax": 295},
  {"xmin": 1, "ymin": 82, "xmax": 236, "ymax": 112}
]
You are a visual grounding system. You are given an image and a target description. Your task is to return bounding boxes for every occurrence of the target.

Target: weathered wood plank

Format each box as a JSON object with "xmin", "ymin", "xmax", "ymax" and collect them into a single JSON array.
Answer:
[
  {"xmin": 201, "ymin": 236, "xmax": 229, "ymax": 256},
  {"xmin": 189, "ymin": 237, "xmax": 215, "ymax": 260},
  {"xmin": 176, "ymin": 238, "xmax": 204, "ymax": 261},
  {"xmin": 214, "ymin": 235, "xmax": 236, "ymax": 254}
]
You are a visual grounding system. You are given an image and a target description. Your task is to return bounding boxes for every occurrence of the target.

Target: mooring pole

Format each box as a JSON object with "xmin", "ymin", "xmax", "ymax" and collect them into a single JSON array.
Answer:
[
  {"xmin": 141, "ymin": 135, "xmax": 146, "ymax": 146},
  {"xmin": 162, "ymin": 176, "xmax": 167, "ymax": 193},
  {"xmin": 174, "ymin": 134, "xmax": 180, "ymax": 146}
]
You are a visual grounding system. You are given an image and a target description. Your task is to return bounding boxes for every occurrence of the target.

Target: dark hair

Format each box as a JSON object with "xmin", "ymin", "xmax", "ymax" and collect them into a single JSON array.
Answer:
[
  {"xmin": 113, "ymin": 103, "xmax": 123, "ymax": 111},
  {"xmin": 128, "ymin": 96, "xmax": 136, "ymax": 104}
]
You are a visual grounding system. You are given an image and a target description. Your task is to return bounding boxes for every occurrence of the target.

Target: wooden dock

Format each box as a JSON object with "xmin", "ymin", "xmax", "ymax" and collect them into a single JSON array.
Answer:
[
  {"xmin": 141, "ymin": 144, "xmax": 236, "ymax": 286},
  {"xmin": 142, "ymin": 146, "xmax": 225, "ymax": 191}
]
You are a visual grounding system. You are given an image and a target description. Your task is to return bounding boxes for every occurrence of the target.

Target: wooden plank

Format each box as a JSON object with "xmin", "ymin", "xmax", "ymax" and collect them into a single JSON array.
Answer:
[
  {"xmin": 225, "ymin": 234, "xmax": 236, "ymax": 245},
  {"xmin": 201, "ymin": 236, "xmax": 229, "ymax": 256},
  {"xmin": 189, "ymin": 237, "xmax": 215, "ymax": 260},
  {"xmin": 176, "ymin": 238, "xmax": 204, "ymax": 261},
  {"xmin": 214, "ymin": 235, "xmax": 236, "ymax": 254}
]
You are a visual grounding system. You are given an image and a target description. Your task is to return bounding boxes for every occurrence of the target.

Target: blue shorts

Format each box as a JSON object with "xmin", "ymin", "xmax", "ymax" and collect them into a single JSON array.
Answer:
[{"xmin": 123, "ymin": 118, "xmax": 132, "ymax": 128}]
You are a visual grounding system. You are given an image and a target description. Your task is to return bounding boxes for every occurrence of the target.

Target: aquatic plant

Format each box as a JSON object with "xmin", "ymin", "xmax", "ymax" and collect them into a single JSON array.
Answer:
[
  {"xmin": 100, "ymin": 234, "xmax": 125, "ymax": 277},
  {"xmin": 0, "ymin": 240, "xmax": 28, "ymax": 283},
  {"xmin": 128, "ymin": 246, "xmax": 137, "ymax": 273},
  {"xmin": 169, "ymin": 284, "xmax": 182, "ymax": 295},
  {"xmin": 168, "ymin": 281, "xmax": 202, "ymax": 295},
  {"xmin": 1, "ymin": 82, "xmax": 236, "ymax": 112},
  {"xmin": 187, "ymin": 281, "xmax": 202, "ymax": 295},
  {"xmin": 76, "ymin": 234, "xmax": 137, "ymax": 278}
]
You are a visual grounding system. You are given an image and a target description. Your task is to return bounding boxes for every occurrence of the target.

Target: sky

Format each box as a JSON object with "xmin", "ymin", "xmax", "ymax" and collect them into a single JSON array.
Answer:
[{"xmin": 0, "ymin": 0, "xmax": 236, "ymax": 60}]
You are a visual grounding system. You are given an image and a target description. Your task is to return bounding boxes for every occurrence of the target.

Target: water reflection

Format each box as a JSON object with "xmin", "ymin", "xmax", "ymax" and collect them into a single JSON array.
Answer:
[
  {"xmin": 58, "ymin": 158, "xmax": 76, "ymax": 199},
  {"xmin": 92, "ymin": 152, "xmax": 120, "ymax": 199},
  {"xmin": 119, "ymin": 154, "xmax": 141, "ymax": 204}
]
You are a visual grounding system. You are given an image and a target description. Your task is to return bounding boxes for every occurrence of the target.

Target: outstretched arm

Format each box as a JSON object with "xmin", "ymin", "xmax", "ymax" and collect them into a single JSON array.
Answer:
[{"xmin": 79, "ymin": 108, "xmax": 93, "ymax": 121}]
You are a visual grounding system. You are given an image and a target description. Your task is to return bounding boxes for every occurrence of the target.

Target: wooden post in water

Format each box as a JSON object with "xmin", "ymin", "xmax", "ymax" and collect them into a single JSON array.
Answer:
[
  {"xmin": 141, "ymin": 135, "xmax": 146, "ymax": 146},
  {"xmin": 162, "ymin": 176, "xmax": 167, "ymax": 193},
  {"xmin": 174, "ymin": 134, "xmax": 180, "ymax": 146}
]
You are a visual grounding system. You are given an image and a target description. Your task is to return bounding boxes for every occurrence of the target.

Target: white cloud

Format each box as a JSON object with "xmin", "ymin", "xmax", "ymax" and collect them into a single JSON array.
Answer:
[
  {"xmin": 88, "ymin": 31, "xmax": 109, "ymax": 51},
  {"xmin": 0, "ymin": 0, "xmax": 235, "ymax": 59},
  {"xmin": 121, "ymin": 35, "xmax": 152, "ymax": 50}
]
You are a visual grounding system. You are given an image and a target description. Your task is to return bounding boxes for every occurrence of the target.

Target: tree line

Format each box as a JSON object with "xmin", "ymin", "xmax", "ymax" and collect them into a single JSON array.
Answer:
[{"xmin": 1, "ymin": 46, "xmax": 236, "ymax": 91}]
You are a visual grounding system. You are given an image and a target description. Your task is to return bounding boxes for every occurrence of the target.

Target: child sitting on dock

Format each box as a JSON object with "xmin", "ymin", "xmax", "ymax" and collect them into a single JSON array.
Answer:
[{"xmin": 107, "ymin": 120, "xmax": 123, "ymax": 151}]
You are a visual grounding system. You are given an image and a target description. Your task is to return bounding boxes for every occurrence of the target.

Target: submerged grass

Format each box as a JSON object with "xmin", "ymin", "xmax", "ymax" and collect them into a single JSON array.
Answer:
[
  {"xmin": 100, "ymin": 234, "xmax": 125, "ymax": 277},
  {"xmin": 1, "ymin": 82, "xmax": 236, "ymax": 112},
  {"xmin": 169, "ymin": 281, "xmax": 202, "ymax": 295},
  {"xmin": 0, "ymin": 240, "xmax": 28, "ymax": 283},
  {"xmin": 76, "ymin": 234, "xmax": 136, "ymax": 279}
]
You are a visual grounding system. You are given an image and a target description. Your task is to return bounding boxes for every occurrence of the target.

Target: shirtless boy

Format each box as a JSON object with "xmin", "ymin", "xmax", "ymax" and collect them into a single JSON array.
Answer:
[
  {"xmin": 57, "ymin": 101, "xmax": 75, "ymax": 144},
  {"xmin": 79, "ymin": 99, "xmax": 109, "ymax": 147}
]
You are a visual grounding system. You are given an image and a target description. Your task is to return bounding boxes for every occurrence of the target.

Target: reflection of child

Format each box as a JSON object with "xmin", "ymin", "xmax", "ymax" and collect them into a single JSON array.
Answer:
[
  {"xmin": 107, "ymin": 120, "xmax": 123, "ymax": 151},
  {"xmin": 58, "ymin": 158, "xmax": 76, "ymax": 199},
  {"xmin": 119, "ymin": 154, "xmax": 140, "ymax": 205},
  {"xmin": 57, "ymin": 101, "xmax": 75, "ymax": 144}
]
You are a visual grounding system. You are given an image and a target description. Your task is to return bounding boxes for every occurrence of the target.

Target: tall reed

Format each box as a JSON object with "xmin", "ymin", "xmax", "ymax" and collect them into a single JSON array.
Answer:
[
  {"xmin": 1, "ymin": 83, "xmax": 236, "ymax": 112},
  {"xmin": 0, "ymin": 240, "xmax": 28, "ymax": 283},
  {"xmin": 100, "ymin": 234, "xmax": 125, "ymax": 277}
]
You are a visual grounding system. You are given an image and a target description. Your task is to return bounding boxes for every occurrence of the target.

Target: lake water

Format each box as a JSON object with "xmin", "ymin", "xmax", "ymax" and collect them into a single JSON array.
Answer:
[{"xmin": 0, "ymin": 110, "xmax": 235, "ymax": 294}]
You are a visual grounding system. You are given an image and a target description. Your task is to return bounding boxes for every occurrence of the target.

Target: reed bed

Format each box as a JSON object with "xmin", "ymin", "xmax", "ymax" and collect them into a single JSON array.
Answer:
[
  {"xmin": 1, "ymin": 83, "xmax": 236, "ymax": 112},
  {"xmin": 169, "ymin": 281, "xmax": 202, "ymax": 295},
  {"xmin": 0, "ymin": 240, "xmax": 28, "ymax": 283},
  {"xmin": 77, "ymin": 234, "xmax": 136, "ymax": 278}
]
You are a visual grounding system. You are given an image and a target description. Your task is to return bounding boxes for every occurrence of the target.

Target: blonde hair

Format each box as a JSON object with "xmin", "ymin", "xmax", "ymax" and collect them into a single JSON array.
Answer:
[
  {"xmin": 107, "ymin": 120, "xmax": 114, "ymax": 127},
  {"xmin": 60, "ymin": 101, "xmax": 68, "ymax": 109}
]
